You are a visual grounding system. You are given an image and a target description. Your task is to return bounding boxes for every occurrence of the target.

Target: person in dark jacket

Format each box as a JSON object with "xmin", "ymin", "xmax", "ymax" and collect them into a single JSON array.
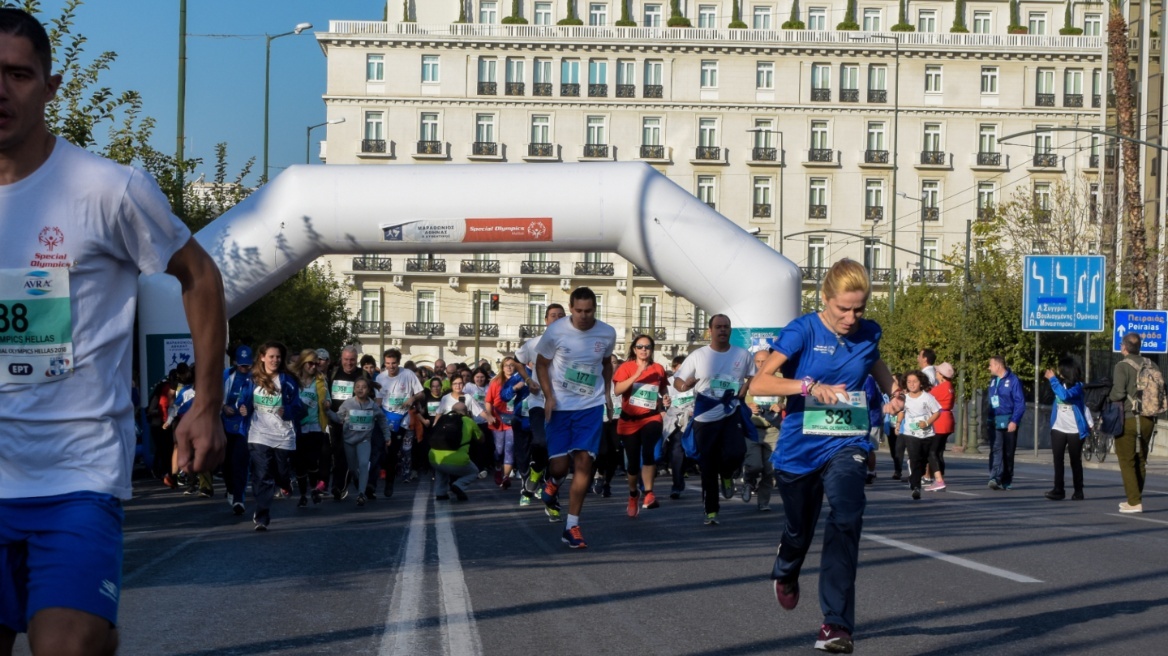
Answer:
[
  {"xmin": 986, "ymin": 355, "xmax": 1025, "ymax": 490},
  {"xmin": 1109, "ymin": 332, "xmax": 1157, "ymax": 513}
]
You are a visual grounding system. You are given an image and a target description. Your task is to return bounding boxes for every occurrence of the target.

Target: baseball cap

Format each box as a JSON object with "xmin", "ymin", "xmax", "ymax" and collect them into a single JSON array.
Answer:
[
  {"xmin": 234, "ymin": 345, "xmax": 254, "ymax": 366},
  {"xmin": 936, "ymin": 362, "xmax": 955, "ymax": 380},
  {"xmin": 316, "ymin": 348, "xmax": 330, "ymax": 361}
]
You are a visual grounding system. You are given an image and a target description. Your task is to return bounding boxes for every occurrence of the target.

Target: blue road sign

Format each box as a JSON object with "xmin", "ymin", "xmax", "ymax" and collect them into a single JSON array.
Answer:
[
  {"xmin": 1113, "ymin": 309, "xmax": 1168, "ymax": 354},
  {"xmin": 1022, "ymin": 255, "xmax": 1106, "ymax": 332}
]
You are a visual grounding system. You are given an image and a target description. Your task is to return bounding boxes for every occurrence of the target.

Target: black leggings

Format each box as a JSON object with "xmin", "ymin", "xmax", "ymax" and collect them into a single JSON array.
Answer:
[
  {"xmin": 619, "ymin": 420, "xmax": 663, "ymax": 474},
  {"xmin": 928, "ymin": 433, "xmax": 949, "ymax": 477},
  {"xmin": 294, "ymin": 431, "xmax": 326, "ymax": 495},
  {"xmin": 905, "ymin": 437, "xmax": 930, "ymax": 491},
  {"xmin": 887, "ymin": 427, "xmax": 906, "ymax": 475},
  {"xmin": 1050, "ymin": 429, "xmax": 1084, "ymax": 494}
]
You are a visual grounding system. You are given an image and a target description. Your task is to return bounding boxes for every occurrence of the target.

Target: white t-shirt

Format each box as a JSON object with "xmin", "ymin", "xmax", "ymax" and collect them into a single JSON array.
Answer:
[
  {"xmin": 516, "ymin": 334, "xmax": 544, "ymax": 410},
  {"xmin": 462, "ymin": 383, "xmax": 490, "ymax": 423},
  {"xmin": 375, "ymin": 368, "xmax": 423, "ymax": 428},
  {"xmin": 1053, "ymin": 402, "xmax": 1079, "ymax": 433},
  {"xmin": 248, "ymin": 386, "xmax": 297, "ymax": 450},
  {"xmin": 675, "ymin": 345, "xmax": 756, "ymax": 422},
  {"xmin": 922, "ymin": 365, "xmax": 938, "ymax": 386},
  {"xmin": 0, "ymin": 138, "xmax": 192, "ymax": 500},
  {"xmin": 436, "ymin": 392, "xmax": 487, "ymax": 420},
  {"xmin": 901, "ymin": 392, "xmax": 942, "ymax": 439},
  {"xmin": 536, "ymin": 317, "xmax": 616, "ymax": 412}
]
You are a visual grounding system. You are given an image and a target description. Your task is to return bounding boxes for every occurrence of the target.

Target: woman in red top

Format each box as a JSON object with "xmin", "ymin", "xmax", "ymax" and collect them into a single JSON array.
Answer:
[
  {"xmin": 485, "ymin": 357, "xmax": 521, "ymax": 488},
  {"xmin": 926, "ymin": 362, "xmax": 956, "ymax": 492},
  {"xmin": 613, "ymin": 334, "xmax": 670, "ymax": 517}
]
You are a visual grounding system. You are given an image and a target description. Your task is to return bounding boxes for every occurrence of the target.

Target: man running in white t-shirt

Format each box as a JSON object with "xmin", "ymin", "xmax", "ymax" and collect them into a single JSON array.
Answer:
[
  {"xmin": 514, "ymin": 302, "xmax": 566, "ymax": 510},
  {"xmin": 373, "ymin": 348, "xmax": 424, "ymax": 498},
  {"xmin": 536, "ymin": 288, "xmax": 616, "ymax": 549}
]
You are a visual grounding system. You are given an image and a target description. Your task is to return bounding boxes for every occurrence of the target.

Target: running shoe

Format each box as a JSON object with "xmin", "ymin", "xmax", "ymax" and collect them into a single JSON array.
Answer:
[
  {"xmin": 922, "ymin": 476, "xmax": 934, "ymax": 485},
  {"xmin": 592, "ymin": 477, "xmax": 605, "ymax": 496},
  {"xmin": 814, "ymin": 624, "xmax": 853, "ymax": 654},
  {"xmin": 1071, "ymin": 491, "xmax": 1084, "ymax": 500},
  {"xmin": 340, "ymin": 486, "xmax": 350, "ymax": 501},
  {"xmin": 332, "ymin": 488, "xmax": 342, "ymax": 502},
  {"xmin": 704, "ymin": 512, "xmax": 719, "ymax": 525},
  {"xmin": 1003, "ymin": 484, "xmax": 1013, "ymax": 490},
  {"xmin": 891, "ymin": 472, "xmax": 902, "ymax": 481},
  {"xmin": 642, "ymin": 491, "xmax": 659, "ymax": 510},
  {"xmin": 182, "ymin": 484, "xmax": 197, "ymax": 496},
  {"xmin": 545, "ymin": 506, "xmax": 562, "ymax": 522},
  {"xmin": 926, "ymin": 481, "xmax": 947, "ymax": 492},
  {"xmin": 519, "ymin": 493, "xmax": 532, "ymax": 507},
  {"xmin": 278, "ymin": 487, "xmax": 292, "ymax": 499},
  {"xmin": 311, "ymin": 489, "xmax": 322, "ymax": 505},
  {"xmin": 1119, "ymin": 502, "xmax": 1143, "ymax": 513},
  {"xmin": 254, "ymin": 523, "xmax": 267, "ymax": 532},
  {"xmin": 602, "ymin": 484, "xmax": 611, "ymax": 498},
  {"xmin": 758, "ymin": 503, "xmax": 771, "ymax": 512},
  {"xmin": 297, "ymin": 496, "xmax": 308, "ymax": 509},
  {"xmin": 232, "ymin": 502, "xmax": 245, "ymax": 516},
  {"xmin": 356, "ymin": 494, "xmax": 366, "ymax": 507},
  {"xmin": 365, "ymin": 487, "xmax": 377, "ymax": 501},
  {"xmin": 627, "ymin": 492, "xmax": 640, "ymax": 518},
  {"xmin": 501, "ymin": 478, "xmax": 512, "ymax": 490},
  {"xmin": 911, "ymin": 487, "xmax": 921, "ymax": 500},
  {"xmin": 669, "ymin": 490, "xmax": 682, "ymax": 500},
  {"xmin": 495, "ymin": 468, "xmax": 504, "ymax": 486},
  {"xmin": 774, "ymin": 579, "xmax": 800, "ymax": 611},
  {"xmin": 451, "ymin": 484, "xmax": 468, "ymax": 501},
  {"xmin": 541, "ymin": 480, "xmax": 560, "ymax": 507},
  {"xmin": 314, "ymin": 480, "xmax": 327, "ymax": 495},
  {"xmin": 721, "ymin": 478, "xmax": 734, "ymax": 499},
  {"xmin": 162, "ymin": 473, "xmax": 178, "ymax": 489},
  {"xmin": 561, "ymin": 525, "xmax": 587, "ymax": 549},
  {"xmin": 198, "ymin": 487, "xmax": 213, "ymax": 499},
  {"xmin": 865, "ymin": 472, "xmax": 876, "ymax": 485},
  {"xmin": 987, "ymin": 478, "xmax": 1002, "ymax": 490},
  {"xmin": 741, "ymin": 483, "xmax": 754, "ymax": 503}
]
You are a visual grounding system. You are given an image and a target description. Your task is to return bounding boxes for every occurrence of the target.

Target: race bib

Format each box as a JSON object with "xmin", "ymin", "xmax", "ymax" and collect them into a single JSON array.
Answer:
[
  {"xmin": 0, "ymin": 268, "xmax": 74, "ymax": 384},
  {"xmin": 331, "ymin": 379, "xmax": 354, "ymax": 401},
  {"xmin": 710, "ymin": 375, "xmax": 740, "ymax": 396},
  {"xmin": 674, "ymin": 389, "xmax": 696, "ymax": 408},
  {"xmin": 427, "ymin": 401, "xmax": 440, "ymax": 415},
  {"xmin": 520, "ymin": 396, "xmax": 530, "ymax": 416},
  {"xmin": 903, "ymin": 411, "xmax": 931, "ymax": 438},
  {"xmin": 385, "ymin": 395, "xmax": 409, "ymax": 412},
  {"xmin": 803, "ymin": 392, "xmax": 869, "ymax": 437},
  {"xmin": 990, "ymin": 395, "xmax": 1000, "ymax": 409},
  {"xmin": 563, "ymin": 361, "xmax": 600, "ymax": 396},
  {"xmin": 753, "ymin": 396, "xmax": 781, "ymax": 407},
  {"xmin": 349, "ymin": 409, "xmax": 374, "ymax": 432},
  {"xmin": 629, "ymin": 383, "xmax": 659, "ymax": 410},
  {"xmin": 300, "ymin": 388, "xmax": 320, "ymax": 428},
  {"xmin": 254, "ymin": 388, "xmax": 282, "ymax": 415}
]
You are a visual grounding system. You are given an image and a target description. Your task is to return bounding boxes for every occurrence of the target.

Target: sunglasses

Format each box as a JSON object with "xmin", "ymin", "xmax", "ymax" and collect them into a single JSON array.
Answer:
[{"xmin": 634, "ymin": 344, "xmax": 652, "ymax": 350}]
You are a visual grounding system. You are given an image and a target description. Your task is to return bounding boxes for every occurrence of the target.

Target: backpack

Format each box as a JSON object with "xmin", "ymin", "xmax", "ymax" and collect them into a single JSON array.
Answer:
[
  {"xmin": 430, "ymin": 413, "xmax": 467, "ymax": 451},
  {"xmin": 1126, "ymin": 357, "xmax": 1167, "ymax": 417}
]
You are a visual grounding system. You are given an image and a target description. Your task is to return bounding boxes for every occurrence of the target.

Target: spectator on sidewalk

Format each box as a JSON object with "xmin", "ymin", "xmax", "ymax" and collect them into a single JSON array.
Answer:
[
  {"xmin": 1109, "ymin": 332, "xmax": 1158, "ymax": 513},
  {"xmin": 986, "ymin": 356, "xmax": 1025, "ymax": 490}
]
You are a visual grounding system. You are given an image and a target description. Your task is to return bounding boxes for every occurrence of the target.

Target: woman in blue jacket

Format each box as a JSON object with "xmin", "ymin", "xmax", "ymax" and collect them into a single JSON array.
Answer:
[
  {"xmin": 1044, "ymin": 356, "xmax": 1090, "ymax": 501},
  {"xmin": 237, "ymin": 341, "xmax": 303, "ymax": 530}
]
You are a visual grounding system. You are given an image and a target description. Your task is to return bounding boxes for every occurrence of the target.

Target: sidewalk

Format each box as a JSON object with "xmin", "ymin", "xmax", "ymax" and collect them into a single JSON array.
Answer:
[{"xmin": 942, "ymin": 445, "xmax": 1168, "ymax": 476}]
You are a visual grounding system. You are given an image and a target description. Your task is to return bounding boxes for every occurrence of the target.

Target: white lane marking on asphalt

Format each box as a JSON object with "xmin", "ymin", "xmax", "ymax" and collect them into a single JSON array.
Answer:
[
  {"xmin": 434, "ymin": 501, "xmax": 484, "ymax": 656},
  {"xmin": 380, "ymin": 487, "xmax": 429, "ymax": 656},
  {"xmin": 122, "ymin": 528, "xmax": 216, "ymax": 585},
  {"xmin": 1106, "ymin": 513, "xmax": 1168, "ymax": 525},
  {"xmin": 864, "ymin": 532, "xmax": 1043, "ymax": 583},
  {"xmin": 946, "ymin": 490, "xmax": 979, "ymax": 497}
]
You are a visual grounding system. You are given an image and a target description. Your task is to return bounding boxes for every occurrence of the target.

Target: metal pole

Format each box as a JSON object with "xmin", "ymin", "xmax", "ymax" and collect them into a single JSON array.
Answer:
[
  {"xmin": 1034, "ymin": 331, "xmax": 1040, "ymax": 458},
  {"xmin": 778, "ymin": 131, "xmax": 785, "ymax": 255},
  {"xmin": 890, "ymin": 37, "xmax": 899, "ymax": 315},
  {"xmin": 378, "ymin": 287, "xmax": 385, "ymax": 357},
  {"xmin": 473, "ymin": 290, "xmax": 481, "ymax": 363},
  {"xmin": 957, "ymin": 218, "xmax": 972, "ymax": 452},
  {"xmin": 175, "ymin": 0, "xmax": 186, "ymax": 215},
  {"xmin": 919, "ymin": 197, "xmax": 926, "ymax": 281},
  {"xmin": 263, "ymin": 34, "xmax": 272, "ymax": 183},
  {"xmin": 305, "ymin": 124, "xmax": 311, "ymax": 165}
]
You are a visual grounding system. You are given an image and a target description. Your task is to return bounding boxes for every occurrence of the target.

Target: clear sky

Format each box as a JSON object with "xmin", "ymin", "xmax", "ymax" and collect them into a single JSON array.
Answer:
[{"xmin": 37, "ymin": 0, "xmax": 387, "ymax": 185}]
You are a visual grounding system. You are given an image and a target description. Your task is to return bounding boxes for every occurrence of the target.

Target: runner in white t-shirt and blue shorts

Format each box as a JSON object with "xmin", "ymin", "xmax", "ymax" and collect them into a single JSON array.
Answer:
[{"xmin": 535, "ymin": 288, "xmax": 616, "ymax": 549}]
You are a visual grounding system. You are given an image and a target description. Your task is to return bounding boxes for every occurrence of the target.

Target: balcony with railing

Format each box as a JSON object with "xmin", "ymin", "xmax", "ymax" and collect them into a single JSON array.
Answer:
[
  {"xmin": 352, "ymin": 255, "xmax": 392, "ymax": 271},
  {"xmin": 1034, "ymin": 208, "xmax": 1053, "ymax": 223},
  {"xmin": 405, "ymin": 322, "xmax": 445, "ymax": 336},
  {"xmin": 575, "ymin": 261, "xmax": 615, "ymax": 276},
  {"xmin": 686, "ymin": 327, "xmax": 711, "ymax": 343},
  {"xmin": 1089, "ymin": 153, "xmax": 1100, "ymax": 168},
  {"xmin": 588, "ymin": 83, "xmax": 607, "ymax": 97},
  {"xmin": 923, "ymin": 207, "xmax": 940, "ymax": 221},
  {"xmin": 751, "ymin": 146, "xmax": 778, "ymax": 162},
  {"xmin": 977, "ymin": 206, "xmax": 994, "ymax": 220},
  {"xmin": 478, "ymin": 81, "xmax": 497, "ymax": 95},
  {"xmin": 1092, "ymin": 93, "xmax": 1101, "ymax": 108},
  {"xmin": 865, "ymin": 206, "xmax": 884, "ymax": 222},
  {"xmin": 802, "ymin": 266, "xmax": 828, "ymax": 280},
  {"xmin": 808, "ymin": 204, "xmax": 828, "ymax": 219},
  {"xmin": 1035, "ymin": 92, "xmax": 1055, "ymax": 106},
  {"xmin": 867, "ymin": 89, "xmax": 887, "ymax": 103},
  {"xmin": 362, "ymin": 139, "xmax": 387, "ymax": 153},
  {"xmin": 354, "ymin": 320, "xmax": 391, "ymax": 335},
  {"xmin": 753, "ymin": 203, "xmax": 772, "ymax": 218},
  {"xmin": 643, "ymin": 84, "xmax": 664, "ymax": 99},
  {"xmin": 519, "ymin": 324, "xmax": 546, "ymax": 338},
  {"xmin": 870, "ymin": 268, "xmax": 894, "ymax": 283},
  {"xmin": 583, "ymin": 144, "xmax": 609, "ymax": 158},
  {"xmin": 977, "ymin": 151, "xmax": 1002, "ymax": 166},
  {"xmin": 840, "ymin": 88, "xmax": 859, "ymax": 102},
  {"xmin": 695, "ymin": 146, "xmax": 722, "ymax": 161},
  {"xmin": 521, "ymin": 260, "xmax": 560, "ymax": 274},
  {"xmin": 534, "ymin": 82, "xmax": 552, "ymax": 96},
  {"xmin": 864, "ymin": 149, "xmax": 889, "ymax": 164},
  {"xmin": 406, "ymin": 258, "xmax": 446, "ymax": 273},
  {"xmin": 811, "ymin": 88, "xmax": 831, "ymax": 102},
  {"xmin": 459, "ymin": 323, "xmax": 499, "ymax": 337},
  {"xmin": 1032, "ymin": 152, "xmax": 1059, "ymax": 168},
  {"xmin": 632, "ymin": 265, "xmax": 652, "ymax": 277},
  {"xmin": 472, "ymin": 141, "xmax": 498, "ymax": 157},
  {"xmin": 528, "ymin": 142, "xmax": 554, "ymax": 157},
  {"xmin": 633, "ymin": 326, "xmax": 667, "ymax": 341},
  {"xmin": 616, "ymin": 84, "xmax": 635, "ymax": 97},
  {"xmin": 808, "ymin": 148, "xmax": 834, "ymax": 163},
  {"xmin": 460, "ymin": 259, "xmax": 500, "ymax": 274},
  {"xmin": 505, "ymin": 82, "xmax": 524, "ymax": 95},
  {"xmin": 640, "ymin": 144, "xmax": 666, "ymax": 159},
  {"xmin": 416, "ymin": 140, "xmax": 443, "ymax": 155},
  {"xmin": 1063, "ymin": 93, "xmax": 1083, "ymax": 107},
  {"xmin": 560, "ymin": 82, "xmax": 580, "ymax": 96},
  {"xmin": 920, "ymin": 150, "xmax": 947, "ymax": 166},
  {"xmin": 912, "ymin": 269, "xmax": 950, "ymax": 284}
]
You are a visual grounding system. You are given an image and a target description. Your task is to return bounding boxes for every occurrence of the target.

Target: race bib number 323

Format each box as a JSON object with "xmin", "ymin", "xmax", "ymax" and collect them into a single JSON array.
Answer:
[
  {"xmin": 803, "ymin": 391, "xmax": 869, "ymax": 437},
  {"xmin": 0, "ymin": 268, "xmax": 73, "ymax": 384}
]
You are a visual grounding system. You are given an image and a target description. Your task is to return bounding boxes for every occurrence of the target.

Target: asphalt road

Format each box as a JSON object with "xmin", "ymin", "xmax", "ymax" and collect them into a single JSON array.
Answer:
[{"xmin": 11, "ymin": 452, "xmax": 1168, "ymax": 655}]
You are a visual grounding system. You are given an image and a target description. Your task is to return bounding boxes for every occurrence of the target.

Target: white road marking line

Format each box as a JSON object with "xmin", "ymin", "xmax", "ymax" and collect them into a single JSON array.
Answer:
[
  {"xmin": 381, "ymin": 487, "xmax": 429, "ymax": 656},
  {"xmin": 946, "ymin": 490, "xmax": 980, "ymax": 497},
  {"xmin": 435, "ymin": 501, "xmax": 484, "ymax": 656},
  {"xmin": 864, "ymin": 532, "xmax": 1043, "ymax": 583},
  {"xmin": 1106, "ymin": 513, "xmax": 1168, "ymax": 526}
]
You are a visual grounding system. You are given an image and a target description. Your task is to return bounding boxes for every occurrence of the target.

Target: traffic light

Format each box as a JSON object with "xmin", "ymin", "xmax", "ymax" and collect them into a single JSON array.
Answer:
[{"xmin": 490, "ymin": 293, "xmax": 500, "ymax": 311}]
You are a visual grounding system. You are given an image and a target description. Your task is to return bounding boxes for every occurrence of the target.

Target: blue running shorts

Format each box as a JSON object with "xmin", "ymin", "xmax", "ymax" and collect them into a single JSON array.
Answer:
[
  {"xmin": 546, "ymin": 405, "xmax": 604, "ymax": 458},
  {"xmin": 0, "ymin": 492, "xmax": 124, "ymax": 633}
]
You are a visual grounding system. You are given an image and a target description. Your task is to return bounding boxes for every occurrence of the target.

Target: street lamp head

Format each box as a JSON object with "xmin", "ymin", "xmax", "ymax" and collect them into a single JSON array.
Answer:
[
  {"xmin": 293, "ymin": 22, "xmax": 313, "ymax": 34},
  {"xmin": 329, "ymin": 117, "xmax": 346, "ymax": 125}
]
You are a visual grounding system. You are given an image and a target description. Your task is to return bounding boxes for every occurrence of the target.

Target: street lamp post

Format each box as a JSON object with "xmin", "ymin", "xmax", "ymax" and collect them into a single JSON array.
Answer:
[
  {"xmin": 852, "ymin": 33, "xmax": 900, "ymax": 314},
  {"xmin": 306, "ymin": 117, "xmax": 345, "ymax": 164},
  {"xmin": 264, "ymin": 22, "xmax": 313, "ymax": 182},
  {"xmin": 898, "ymin": 192, "xmax": 926, "ymax": 282},
  {"xmin": 747, "ymin": 128, "xmax": 784, "ymax": 253}
]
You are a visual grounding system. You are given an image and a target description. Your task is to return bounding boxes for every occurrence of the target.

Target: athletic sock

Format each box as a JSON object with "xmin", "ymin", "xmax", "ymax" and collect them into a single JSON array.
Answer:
[
  {"xmin": 566, "ymin": 514, "xmax": 580, "ymax": 530},
  {"xmin": 629, "ymin": 490, "xmax": 639, "ymax": 498}
]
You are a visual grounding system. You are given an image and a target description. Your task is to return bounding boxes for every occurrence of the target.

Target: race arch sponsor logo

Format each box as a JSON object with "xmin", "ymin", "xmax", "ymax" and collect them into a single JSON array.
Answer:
[{"xmin": 24, "ymin": 270, "xmax": 53, "ymax": 296}]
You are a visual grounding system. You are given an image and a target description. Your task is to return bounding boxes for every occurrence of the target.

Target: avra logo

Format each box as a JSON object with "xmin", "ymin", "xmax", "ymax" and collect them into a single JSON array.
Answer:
[{"xmin": 24, "ymin": 270, "xmax": 52, "ymax": 296}]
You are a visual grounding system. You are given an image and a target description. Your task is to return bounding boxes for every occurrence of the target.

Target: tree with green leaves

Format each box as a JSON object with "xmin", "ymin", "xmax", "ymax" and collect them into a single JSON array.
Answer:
[
  {"xmin": 616, "ymin": 0, "xmax": 636, "ymax": 26},
  {"xmin": 456, "ymin": 0, "xmax": 467, "ymax": 23},
  {"xmin": 729, "ymin": 0, "xmax": 747, "ymax": 28},
  {"xmin": 558, "ymin": 0, "xmax": 583, "ymax": 25},
  {"xmin": 667, "ymin": 0, "xmax": 691, "ymax": 27},
  {"xmin": 837, "ymin": 0, "xmax": 858, "ymax": 30},
  {"xmin": 1008, "ymin": 0, "xmax": 1027, "ymax": 33},
  {"xmin": 503, "ymin": 0, "xmax": 528, "ymax": 24},
  {"xmin": 782, "ymin": 0, "xmax": 804, "ymax": 29},
  {"xmin": 951, "ymin": 0, "xmax": 968, "ymax": 32},
  {"xmin": 891, "ymin": 0, "xmax": 913, "ymax": 31}
]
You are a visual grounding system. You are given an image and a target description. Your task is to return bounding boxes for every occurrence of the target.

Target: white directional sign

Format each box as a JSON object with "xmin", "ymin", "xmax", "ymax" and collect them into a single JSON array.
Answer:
[{"xmin": 1022, "ymin": 255, "xmax": 1106, "ymax": 332}]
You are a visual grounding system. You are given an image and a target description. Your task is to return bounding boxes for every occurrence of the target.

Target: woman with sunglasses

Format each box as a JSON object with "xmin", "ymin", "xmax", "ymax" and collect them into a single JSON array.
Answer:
[
  {"xmin": 290, "ymin": 349, "xmax": 330, "ymax": 507},
  {"xmin": 613, "ymin": 335, "xmax": 670, "ymax": 517}
]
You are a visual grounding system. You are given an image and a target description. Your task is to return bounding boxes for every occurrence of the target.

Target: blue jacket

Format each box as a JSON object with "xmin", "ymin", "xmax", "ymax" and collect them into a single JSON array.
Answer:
[
  {"xmin": 222, "ymin": 368, "xmax": 251, "ymax": 435},
  {"xmin": 1048, "ymin": 377, "xmax": 1091, "ymax": 439},
  {"xmin": 235, "ymin": 372, "xmax": 304, "ymax": 437},
  {"xmin": 988, "ymin": 368, "xmax": 1026, "ymax": 424}
]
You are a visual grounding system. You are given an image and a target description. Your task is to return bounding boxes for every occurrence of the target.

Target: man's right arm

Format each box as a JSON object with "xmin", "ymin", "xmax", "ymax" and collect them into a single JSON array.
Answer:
[{"xmin": 1109, "ymin": 361, "xmax": 1130, "ymax": 403}]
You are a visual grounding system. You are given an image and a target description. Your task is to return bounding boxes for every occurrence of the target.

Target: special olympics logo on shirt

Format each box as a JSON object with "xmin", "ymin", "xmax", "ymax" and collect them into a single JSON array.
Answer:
[
  {"xmin": 593, "ymin": 342, "xmax": 606, "ymax": 353},
  {"xmin": 38, "ymin": 226, "xmax": 64, "ymax": 251}
]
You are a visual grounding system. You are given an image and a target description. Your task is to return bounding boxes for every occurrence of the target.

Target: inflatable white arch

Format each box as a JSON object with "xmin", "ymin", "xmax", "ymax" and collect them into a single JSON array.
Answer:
[{"xmin": 138, "ymin": 162, "xmax": 801, "ymax": 384}]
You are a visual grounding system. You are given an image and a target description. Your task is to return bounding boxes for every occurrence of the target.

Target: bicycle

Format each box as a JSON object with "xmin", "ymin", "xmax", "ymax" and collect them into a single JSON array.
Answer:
[{"xmin": 1082, "ymin": 419, "xmax": 1113, "ymax": 463}]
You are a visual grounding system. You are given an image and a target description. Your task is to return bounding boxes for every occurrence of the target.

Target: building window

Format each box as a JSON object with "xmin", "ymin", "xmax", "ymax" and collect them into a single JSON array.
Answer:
[
  {"xmin": 507, "ymin": 58, "xmax": 526, "ymax": 84},
  {"xmin": 617, "ymin": 59, "xmax": 635, "ymax": 85},
  {"xmin": 1028, "ymin": 11, "xmax": 1047, "ymax": 35},
  {"xmin": 753, "ymin": 177, "xmax": 773, "ymax": 205},
  {"xmin": 811, "ymin": 120, "xmax": 829, "ymax": 150},
  {"xmin": 367, "ymin": 54, "xmax": 384, "ymax": 82},
  {"xmin": 562, "ymin": 59, "xmax": 580, "ymax": 83},
  {"xmin": 922, "ymin": 180, "xmax": 940, "ymax": 213},
  {"xmin": 534, "ymin": 2, "xmax": 553, "ymax": 25},
  {"xmin": 589, "ymin": 2, "xmax": 608, "ymax": 26},
  {"xmin": 416, "ymin": 290, "xmax": 436, "ymax": 323},
  {"xmin": 475, "ymin": 113, "xmax": 495, "ymax": 143},
  {"xmin": 361, "ymin": 290, "xmax": 380, "ymax": 322},
  {"xmin": 757, "ymin": 61, "xmax": 774, "ymax": 90},
  {"xmin": 697, "ymin": 175, "xmax": 717, "ymax": 208},
  {"xmin": 808, "ymin": 7, "xmax": 826, "ymax": 31},
  {"xmin": 917, "ymin": 9, "xmax": 936, "ymax": 33},
  {"xmin": 864, "ymin": 239, "xmax": 884, "ymax": 270},
  {"xmin": 923, "ymin": 239, "xmax": 940, "ymax": 268},
  {"xmin": 981, "ymin": 66, "xmax": 998, "ymax": 94},
  {"xmin": 588, "ymin": 59, "xmax": 608, "ymax": 96},
  {"xmin": 698, "ymin": 4, "xmax": 717, "ymax": 28},
  {"xmin": 1089, "ymin": 183, "xmax": 1100, "ymax": 223},
  {"xmin": 364, "ymin": 111, "xmax": 384, "ymax": 141},
  {"xmin": 478, "ymin": 57, "xmax": 497, "ymax": 83},
  {"xmin": 644, "ymin": 60, "xmax": 663, "ymax": 86},
  {"xmin": 700, "ymin": 60, "xmax": 718, "ymax": 88},
  {"xmin": 753, "ymin": 6, "xmax": 772, "ymax": 29},
  {"xmin": 644, "ymin": 3, "xmax": 663, "ymax": 26},
  {"xmin": 808, "ymin": 236, "xmax": 826, "ymax": 269},
  {"xmin": 973, "ymin": 11, "xmax": 991, "ymax": 33},
  {"xmin": 923, "ymin": 123, "xmax": 942, "ymax": 153},
  {"xmin": 979, "ymin": 124, "xmax": 997, "ymax": 153},
  {"xmin": 698, "ymin": 117, "xmax": 718, "ymax": 147},
  {"xmin": 840, "ymin": 64, "xmax": 859, "ymax": 93},
  {"xmin": 866, "ymin": 121, "xmax": 885, "ymax": 153},
  {"xmin": 925, "ymin": 65, "xmax": 942, "ymax": 93},
  {"xmin": 594, "ymin": 294, "xmax": 604, "ymax": 321},
  {"xmin": 977, "ymin": 182, "xmax": 996, "ymax": 218},
  {"xmin": 1084, "ymin": 13, "xmax": 1102, "ymax": 36},
  {"xmin": 863, "ymin": 8, "xmax": 882, "ymax": 31},
  {"xmin": 1035, "ymin": 128, "xmax": 1053, "ymax": 153},
  {"xmin": 642, "ymin": 116, "xmax": 662, "ymax": 146},
  {"xmin": 1034, "ymin": 182, "xmax": 1052, "ymax": 209},
  {"xmin": 868, "ymin": 65, "xmax": 886, "ymax": 91},
  {"xmin": 1036, "ymin": 68, "xmax": 1055, "ymax": 94},
  {"xmin": 586, "ymin": 115, "xmax": 607, "ymax": 146},
  {"xmin": 420, "ymin": 112, "xmax": 439, "ymax": 142},
  {"xmin": 753, "ymin": 118, "xmax": 776, "ymax": 148},
  {"xmin": 527, "ymin": 293, "xmax": 548, "ymax": 325},
  {"xmin": 421, "ymin": 55, "xmax": 440, "ymax": 83},
  {"xmin": 479, "ymin": 1, "xmax": 498, "ymax": 24},
  {"xmin": 809, "ymin": 178, "xmax": 828, "ymax": 216},
  {"xmin": 1065, "ymin": 69, "xmax": 1083, "ymax": 96},
  {"xmin": 811, "ymin": 63, "xmax": 830, "ymax": 100},
  {"xmin": 530, "ymin": 114, "xmax": 550, "ymax": 145},
  {"xmin": 865, "ymin": 179, "xmax": 884, "ymax": 213},
  {"xmin": 534, "ymin": 58, "xmax": 552, "ymax": 83},
  {"xmin": 639, "ymin": 296, "xmax": 658, "ymax": 327}
]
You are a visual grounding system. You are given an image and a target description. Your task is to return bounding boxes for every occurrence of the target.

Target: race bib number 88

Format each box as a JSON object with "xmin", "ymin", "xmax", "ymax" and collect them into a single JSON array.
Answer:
[{"xmin": 0, "ymin": 268, "xmax": 74, "ymax": 384}]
